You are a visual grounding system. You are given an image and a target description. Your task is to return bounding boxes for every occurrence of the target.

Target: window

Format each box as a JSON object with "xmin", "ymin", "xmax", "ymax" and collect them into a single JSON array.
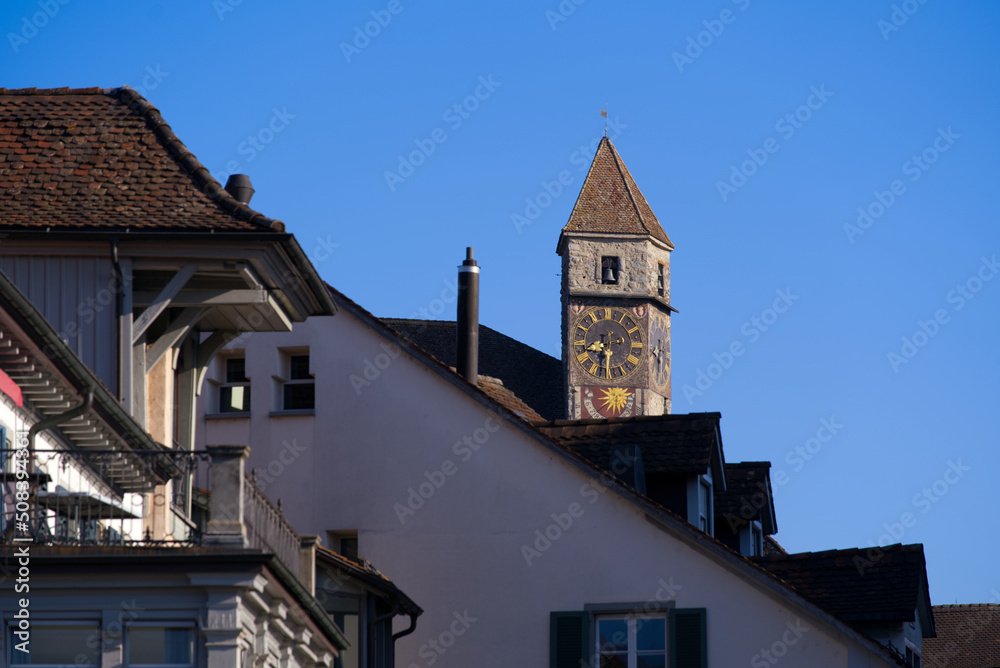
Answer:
[
  {"xmin": 10, "ymin": 623, "xmax": 99, "ymax": 666},
  {"xmin": 127, "ymin": 625, "xmax": 195, "ymax": 666},
  {"xmin": 127, "ymin": 625, "xmax": 194, "ymax": 666},
  {"xmin": 550, "ymin": 608, "xmax": 706, "ymax": 668},
  {"xmin": 328, "ymin": 530, "xmax": 359, "ymax": 561},
  {"xmin": 601, "ymin": 257, "xmax": 620, "ymax": 285},
  {"xmin": 751, "ymin": 523, "xmax": 763, "ymax": 557},
  {"xmin": 219, "ymin": 357, "xmax": 251, "ymax": 413},
  {"xmin": 657, "ymin": 263, "xmax": 665, "ymax": 297},
  {"xmin": 597, "ymin": 614, "xmax": 666, "ymax": 668},
  {"xmin": 279, "ymin": 352, "xmax": 314, "ymax": 411},
  {"xmin": 698, "ymin": 479, "xmax": 711, "ymax": 533}
]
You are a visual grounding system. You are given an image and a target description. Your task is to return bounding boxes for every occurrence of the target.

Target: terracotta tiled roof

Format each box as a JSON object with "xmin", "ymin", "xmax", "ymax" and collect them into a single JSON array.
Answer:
[
  {"xmin": 755, "ymin": 544, "xmax": 932, "ymax": 627},
  {"xmin": 382, "ymin": 318, "xmax": 563, "ymax": 420},
  {"xmin": 316, "ymin": 546, "xmax": 422, "ymax": 617},
  {"xmin": 0, "ymin": 86, "xmax": 284, "ymax": 232},
  {"xmin": 478, "ymin": 376, "xmax": 543, "ymax": 421},
  {"xmin": 561, "ymin": 136, "xmax": 672, "ymax": 246},
  {"xmin": 922, "ymin": 604, "xmax": 1000, "ymax": 668},
  {"xmin": 715, "ymin": 461, "xmax": 777, "ymax": 534},
  {"xmin": 533, "ymin": 412, "xmax": 721, "ymax": 474}
]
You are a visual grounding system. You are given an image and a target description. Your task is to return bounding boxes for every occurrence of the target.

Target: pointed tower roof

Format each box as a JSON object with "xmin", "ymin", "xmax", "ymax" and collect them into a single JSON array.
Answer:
[{"xmin": 560, "ymin": 136, "xmax": 673, "ymax": 248}]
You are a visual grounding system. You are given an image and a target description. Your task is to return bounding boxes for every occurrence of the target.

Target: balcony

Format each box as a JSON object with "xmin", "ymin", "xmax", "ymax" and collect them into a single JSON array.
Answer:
[{"xmin": 0, "ymin": 444, "xmax": 304, "ymax": 581}]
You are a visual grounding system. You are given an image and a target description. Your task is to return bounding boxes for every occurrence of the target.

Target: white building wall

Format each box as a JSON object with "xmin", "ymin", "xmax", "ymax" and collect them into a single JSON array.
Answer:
[{"xmin": 197, "ymin": 311, "xmax": 894, "ymax": 668}]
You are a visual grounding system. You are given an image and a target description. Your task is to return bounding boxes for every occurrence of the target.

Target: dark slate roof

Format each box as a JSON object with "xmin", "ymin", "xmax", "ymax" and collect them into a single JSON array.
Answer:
[
  {"xmin": 533, "ymin": 412, "xmax": 722, "ymax": 475},
  {"xmin": 922, "ymin": 604, "xmax": 1000, "ymax": 668},
  {"xmin": 715, "ymin": 461, "xmax": 777, "ymax": 534},
  {"xmin": 755, "ymin": 544, "xmax": 933, "ymax": 628},
  {"xmin": 0, "ymin": 87, "xmax": 284, "ymax": 232},
  {"xmin": 381, "ymin": 318, "xmax": 562, "ymax": 420},
  {"xmin": 763, "ymin": 535, "xmax": 787, "ymax": 556},
  {"xmin": 560, "ymin": 136, "xmax": 672, "ymax": 247}
]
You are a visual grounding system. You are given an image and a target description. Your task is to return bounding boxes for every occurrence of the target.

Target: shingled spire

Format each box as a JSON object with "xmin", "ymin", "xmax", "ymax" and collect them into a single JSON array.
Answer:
[{"xmin": 559, "ymin": 136, "xmax": 673, "ymax": 248}]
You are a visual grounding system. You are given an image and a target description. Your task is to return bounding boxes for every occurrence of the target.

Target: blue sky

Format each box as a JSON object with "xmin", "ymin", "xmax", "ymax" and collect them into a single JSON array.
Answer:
[{"xmin": 3, "ymin": 1, "xmax": 998, "ymax": 604}]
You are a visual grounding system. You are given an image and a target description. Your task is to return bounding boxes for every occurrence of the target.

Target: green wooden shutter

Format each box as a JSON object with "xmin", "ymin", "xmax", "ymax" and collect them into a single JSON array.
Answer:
[
  {"xmin": 550, "ymin": 611, "xmax": 590, "ymax": 668},
  {"xmin": 670, "ymin": 608, "xmax": 707, "ymax": 668}
]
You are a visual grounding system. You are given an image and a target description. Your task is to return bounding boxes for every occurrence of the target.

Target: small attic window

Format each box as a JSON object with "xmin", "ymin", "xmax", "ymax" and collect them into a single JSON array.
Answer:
[{"xmin": 601, "ymin": 256, "xmax": 619, "ymax": 285}]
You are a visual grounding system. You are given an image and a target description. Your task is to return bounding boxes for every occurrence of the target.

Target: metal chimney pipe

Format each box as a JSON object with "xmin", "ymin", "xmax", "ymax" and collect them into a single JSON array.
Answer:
[
  {"xmin": 224, "ymin": 174, "xmax": 255, "ymax": 203},
  {"xmin": 457, "ymin": 247, "xmax": 480, "ymax": 385}
]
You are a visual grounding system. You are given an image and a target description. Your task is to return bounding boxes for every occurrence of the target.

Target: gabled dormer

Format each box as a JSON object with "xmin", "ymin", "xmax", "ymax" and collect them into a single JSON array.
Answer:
[
  {"xmin": 714, "ymin": 461, "xmax": 778, "ymax": 556},
  {"xmin": 534, "ymin": 411, "xmax": 726, "ymax": 537}
]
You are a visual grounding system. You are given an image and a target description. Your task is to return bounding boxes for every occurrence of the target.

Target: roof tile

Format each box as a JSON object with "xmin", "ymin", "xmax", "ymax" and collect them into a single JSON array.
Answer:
[
  {"xmin": 0, "ymin": 86, "xmax": 284, "ymax": 232},
  {"xmin": 562, "ymin": 136, "xmax": 673, "ymax": 246}
]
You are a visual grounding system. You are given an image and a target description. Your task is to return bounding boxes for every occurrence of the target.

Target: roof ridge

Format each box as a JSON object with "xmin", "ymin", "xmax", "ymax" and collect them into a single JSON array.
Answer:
[
  {"xmin": 606, "ymin": 138, "xmax": 647, "ymax": 233},
  {"xmin": 0, "ymin": 86, "xmax": 105, "ymax": 95},
  {"xmin": 109, "ymin": 86, "xmax": 286, "ymax": 232}
]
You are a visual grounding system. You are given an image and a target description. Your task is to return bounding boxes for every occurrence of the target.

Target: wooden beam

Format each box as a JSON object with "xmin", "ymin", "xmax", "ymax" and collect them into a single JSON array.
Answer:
[
  {"xmin": 132, "ymin": 264, "xmax": 197, "ymax": 344},
  {"xmin": 195, "ymin": 330, "xmax": 239, "ymax": 396},
  {"xmin": 132, "ymin": 289, "xmax": 270, "ymax": 307},
  {"xmin": 145, "ymin": 307, "xmax": 205, "ymax": 371}
]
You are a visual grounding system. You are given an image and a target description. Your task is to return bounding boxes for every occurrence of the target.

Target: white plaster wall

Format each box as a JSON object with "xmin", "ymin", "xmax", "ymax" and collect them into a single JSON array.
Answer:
[{"xmin": 196, "ymin": 311, "xmax": 893, "ymax": 668}]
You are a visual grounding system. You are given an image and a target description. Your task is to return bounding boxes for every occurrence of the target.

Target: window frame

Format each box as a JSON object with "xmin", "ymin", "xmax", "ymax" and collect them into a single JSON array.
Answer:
[
  {"xmin": 7, "ymin": 620, "xmax": 101, "ymax": 667},
  {"xmin": 594, "ymin": 611, "xmax": 668, "ymax": 668},
  {"xmin": 124, "ymin": 621, "xmax": 197, "ymax": 668},
  {"xmin": 218, "ymin": 355, "xmax": 251, "ymax": 414},
  {"xmin": 272, "ymin": 348, "xmax": 316, "ymax": 414}
]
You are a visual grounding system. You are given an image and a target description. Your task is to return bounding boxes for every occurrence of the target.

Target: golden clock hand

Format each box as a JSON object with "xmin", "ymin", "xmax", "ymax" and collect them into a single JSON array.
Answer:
[{"xmin": 587, "ymin": 341, "xmax": 604, "ymax": 352}]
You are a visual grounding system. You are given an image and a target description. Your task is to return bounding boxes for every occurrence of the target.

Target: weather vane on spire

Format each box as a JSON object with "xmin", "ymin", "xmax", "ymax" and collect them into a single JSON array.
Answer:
[{"xmin": 600, "ymin": 104, "xmax": 608, "ymax": 137}]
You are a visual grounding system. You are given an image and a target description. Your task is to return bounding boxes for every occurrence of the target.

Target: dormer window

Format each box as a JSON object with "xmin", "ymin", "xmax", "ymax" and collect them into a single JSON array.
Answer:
[
  {"xmin": 601, "ymin": 256, "xmax": 619, "ymax": 285},
  {"xmin": 698, "ymin": 478, "xmax": 711, "ymax": 532}
]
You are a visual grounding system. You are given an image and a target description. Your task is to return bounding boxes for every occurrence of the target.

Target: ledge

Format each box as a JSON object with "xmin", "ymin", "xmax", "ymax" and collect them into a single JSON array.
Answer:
[
  {"xmin": 206, "ymin": 411, "xmax": 251, "ymax": 420},
  {"xmin": 269, "ymin": 409, "xmax": 315, "ymax": 417}
]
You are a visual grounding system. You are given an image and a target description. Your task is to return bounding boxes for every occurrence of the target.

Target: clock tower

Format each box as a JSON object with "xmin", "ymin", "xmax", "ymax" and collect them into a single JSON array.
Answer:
[{"xmin": 557, "ymin": 137, "xmax": 675, "ymax": 419}]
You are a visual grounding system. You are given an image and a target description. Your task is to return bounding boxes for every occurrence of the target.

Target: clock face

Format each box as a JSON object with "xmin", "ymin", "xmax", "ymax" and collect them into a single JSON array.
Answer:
[
  {"xmin": 649, "ymin": 315, "xmax": 670, "ymax": 388},
  {"xmin": 572, "ymin": 306, "xmax": 645, "ymax": 380}
]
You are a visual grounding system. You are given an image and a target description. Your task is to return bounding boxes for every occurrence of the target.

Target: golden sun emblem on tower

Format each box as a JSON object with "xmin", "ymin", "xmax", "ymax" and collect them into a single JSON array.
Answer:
[{"xmin": 599, "ymin": 387, "xmax": 632, "ymax": 416}]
